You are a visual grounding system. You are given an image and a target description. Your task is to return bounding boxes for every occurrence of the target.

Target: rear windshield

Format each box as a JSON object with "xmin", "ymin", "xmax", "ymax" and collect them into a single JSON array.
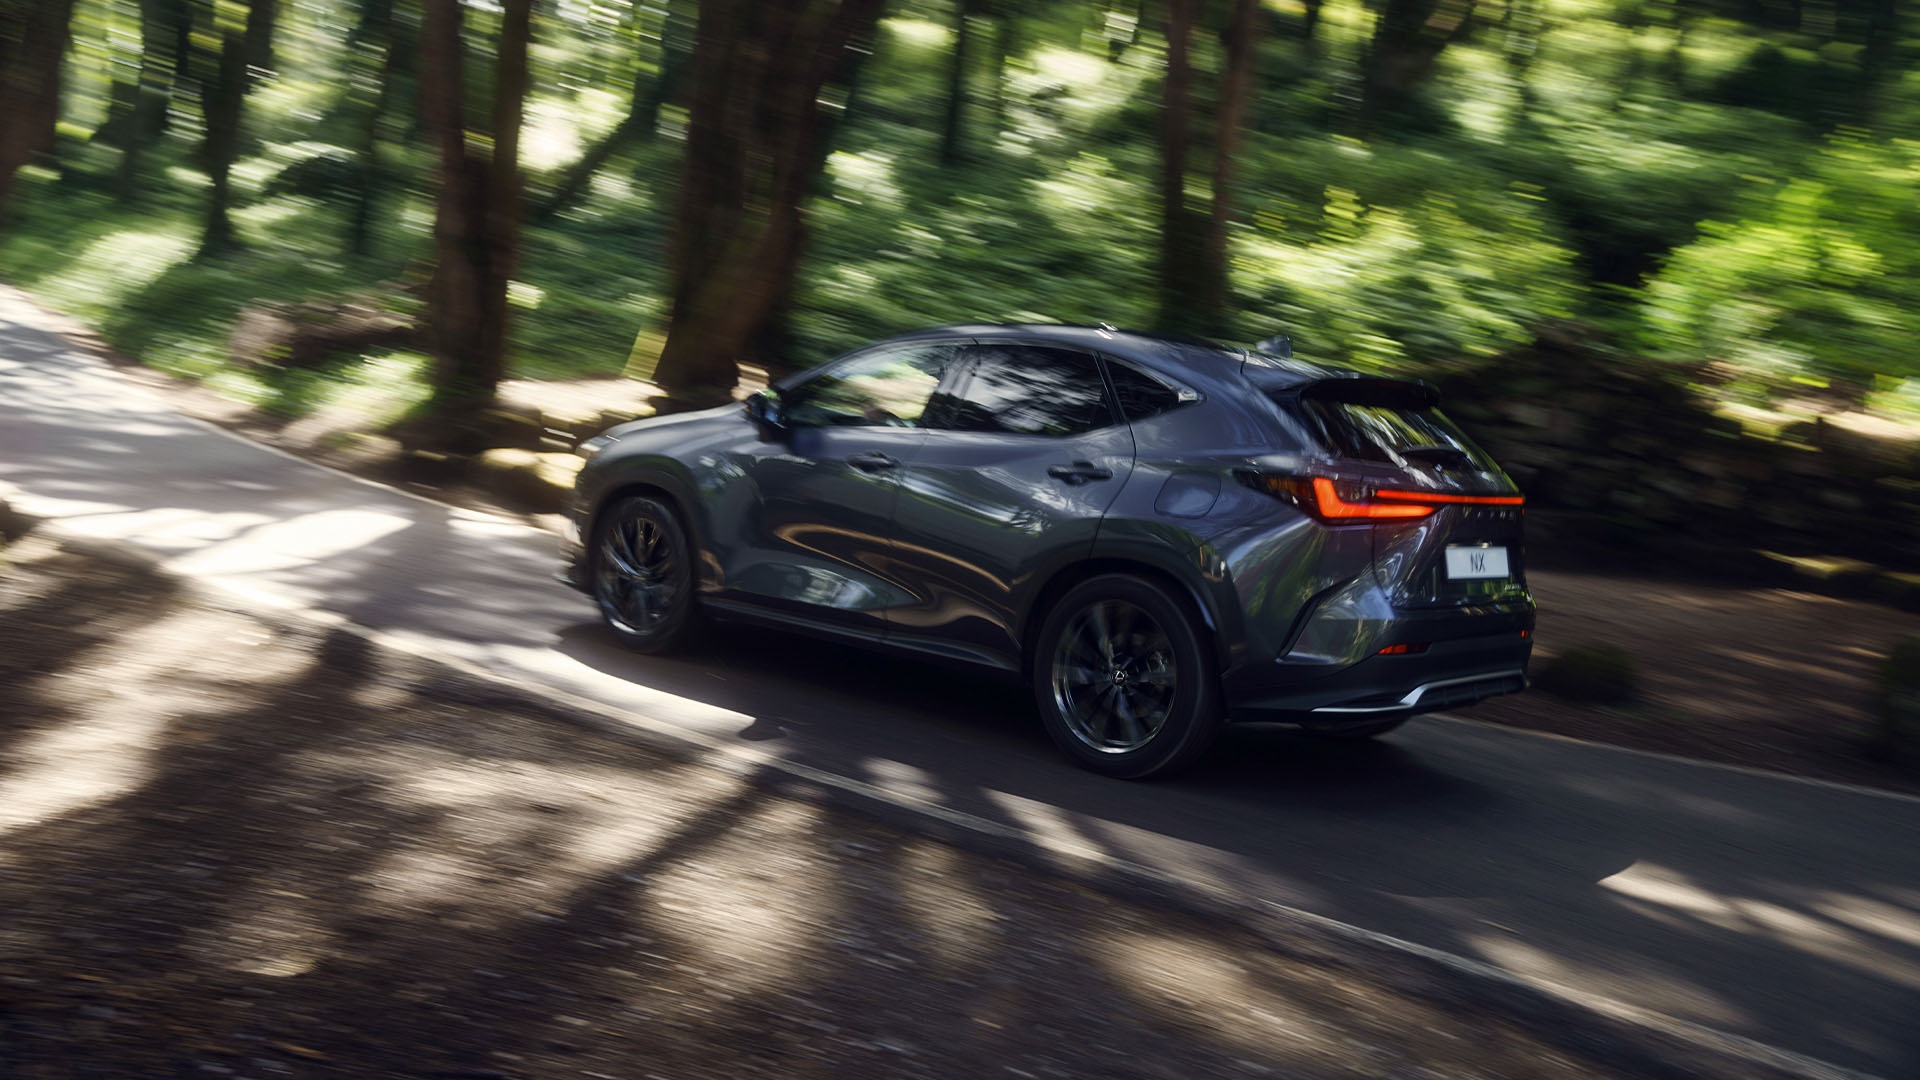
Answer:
[{"xmin": 1273, "ymin": 383, "xmax": 1501, "ymax": 473}]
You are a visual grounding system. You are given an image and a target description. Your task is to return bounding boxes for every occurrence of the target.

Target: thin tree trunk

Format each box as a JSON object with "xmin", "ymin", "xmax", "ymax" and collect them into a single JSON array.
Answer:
[
  {"xmin": 1301, "ymin": 0, "xmax": 1322, "ymax": 45},
  {"xmin": 243, "ymin": 0, "xmax": 276, "ymax": 85},
  {"xmin": 113, "ymin": 0, "xmax": 187, "ymax": 200},
  {"xmin": 940, "ymin": 0, "xmax": 976, "ymax": 167},
  {"xmin": 1200, "ymin": 0, "xmax": 1257, "ymax": 328},
  {"xmin": 988, "ymin": 6, "xmax": 1014, "ymax": 140},
  {"xmin": 346, "ymin": 0, "xmax": 395, "ymax": 257},
  {"xmin": 195, "ymin": 0, "xmax": 257, "ymax": 257},
  {"xmin": 95, "ymin": 34, "xmax": 144, "ymax": 148},
  {"xmin": 419, "ymin": 0, "xmax": 533, "ymax": 430},
  {"xmin": 649, "ymin": 0, "xmax": 885, "ymax": 409},
  {"xmin": 1156, "ymin": 0, "xmax": 1206, "ymax": 335},
  {"xmin": 0, "ymin": 0, "xmax": 76, "ymax": 221}
]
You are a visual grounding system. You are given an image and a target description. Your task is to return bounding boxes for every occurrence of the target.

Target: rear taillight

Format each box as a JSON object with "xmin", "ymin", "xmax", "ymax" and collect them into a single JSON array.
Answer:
[{"xmin": 1237, "ymin": 472, "xmax": 1523, "ymax": 524}]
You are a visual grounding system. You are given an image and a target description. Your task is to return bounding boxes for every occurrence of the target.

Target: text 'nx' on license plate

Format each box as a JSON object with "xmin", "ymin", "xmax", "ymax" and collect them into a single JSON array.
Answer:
[{"xmin": 1445, "ymin": 545, "xmax": 1509, "ymax": 580}]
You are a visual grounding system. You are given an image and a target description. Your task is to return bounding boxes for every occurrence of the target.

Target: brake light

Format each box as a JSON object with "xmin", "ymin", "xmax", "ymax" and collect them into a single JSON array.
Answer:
[
  {"xmin": 1237, "ymin": 471, "xmax": 1523, "ymax": 523},
  {"xmin": 1238, "ymin": 472, "xmax": 1430, "ymax": 522},
  {"xmin": 1374, "ymin": 489, "xmax": 1525, "ymax": 506},
  {"xmin": 1306, "ymin": 477, "xmax": 1432, "ymax": 520},
  {"xmin": 1377, "ymin": 642, "xmax": 1429, "ymax": 655}
]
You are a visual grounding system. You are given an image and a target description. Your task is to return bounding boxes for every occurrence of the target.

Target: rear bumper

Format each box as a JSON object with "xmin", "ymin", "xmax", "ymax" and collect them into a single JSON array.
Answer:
[{"xmin": 1223, "ymin": 619, "xmax": 1533, "ymax": 725}]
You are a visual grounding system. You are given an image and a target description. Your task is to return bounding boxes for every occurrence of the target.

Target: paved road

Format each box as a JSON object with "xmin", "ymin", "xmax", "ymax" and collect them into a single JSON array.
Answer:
[{"xmin": 3, "ymin": 294, "xmax": 1917, "ymax": 1077}]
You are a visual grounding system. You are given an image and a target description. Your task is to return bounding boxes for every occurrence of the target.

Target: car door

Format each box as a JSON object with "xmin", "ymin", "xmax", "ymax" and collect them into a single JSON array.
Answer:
[
  {"xmin": 715, "ymin": 342, "xmax": 959, "ymax": 640},
  {"xmin": 883, "ymin": 341, "xmax": 1136, "ymax": 671}
]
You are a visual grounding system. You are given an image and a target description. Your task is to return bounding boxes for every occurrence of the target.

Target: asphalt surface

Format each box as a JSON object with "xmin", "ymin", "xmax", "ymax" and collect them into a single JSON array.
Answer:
[{"xmin": 2, "ymin": 295, "xmax": 1917, "ymax": 1077}]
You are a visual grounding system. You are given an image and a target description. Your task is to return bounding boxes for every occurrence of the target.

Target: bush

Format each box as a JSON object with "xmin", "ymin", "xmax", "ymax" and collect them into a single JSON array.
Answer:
[
  {"xmin": 1874, "ymin": 636, "xmax": 1920, "ymax": 763},
  {"xmin": 1535, "ymin": 644, "xmax": 1638, "ymax": 705}
]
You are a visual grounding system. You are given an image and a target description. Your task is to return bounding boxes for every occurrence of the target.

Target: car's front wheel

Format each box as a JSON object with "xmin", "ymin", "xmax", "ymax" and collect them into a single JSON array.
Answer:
[
  {"xmin": 1033, "ymin": 575, "xmax": 1222, "ymax": 778},
  {"xmin": 590, "ymin": 495, "xmax": 700, "ymax": 653}
]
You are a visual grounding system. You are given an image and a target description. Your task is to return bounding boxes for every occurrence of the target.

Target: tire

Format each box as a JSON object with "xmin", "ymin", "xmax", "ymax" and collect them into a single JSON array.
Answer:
[
  {"xmin": 1298, "ymin": 716, "xmax": 1408, "ymax": 741},
  {"xmin": 1032, "ymin": 574, "xmax": 1223, "ymax": 779},
  {"xmin": 589, "ymin": 495, "xmax": 702, "ymax": 654}
]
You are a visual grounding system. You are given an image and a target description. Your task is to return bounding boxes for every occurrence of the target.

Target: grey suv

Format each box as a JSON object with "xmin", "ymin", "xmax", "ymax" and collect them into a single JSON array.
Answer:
[{"xmin": 562, "ymin": 324, "xmax": 1533, "ymax": 777}]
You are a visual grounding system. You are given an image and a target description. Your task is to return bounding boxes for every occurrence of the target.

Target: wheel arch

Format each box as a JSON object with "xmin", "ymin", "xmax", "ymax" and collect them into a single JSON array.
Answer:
[
  {"xmin": 587, "ymin": 462, "xmax": 716, "ymax": 589},
  {"xmin": 1018, "ymin": 552, "xmax": 1232, "ymax": 683}
]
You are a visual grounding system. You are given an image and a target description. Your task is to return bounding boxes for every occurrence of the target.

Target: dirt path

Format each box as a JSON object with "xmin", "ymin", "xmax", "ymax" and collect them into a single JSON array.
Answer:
[{"xmin": 0, "ymin": 534, "xmax": 1775, "ymax": 1080}]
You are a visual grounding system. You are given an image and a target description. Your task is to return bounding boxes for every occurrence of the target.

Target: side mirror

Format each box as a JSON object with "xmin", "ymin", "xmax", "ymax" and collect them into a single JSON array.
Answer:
[{"xmin": 744, "ymin": 390, "xmax": 786, "ymax": 439}]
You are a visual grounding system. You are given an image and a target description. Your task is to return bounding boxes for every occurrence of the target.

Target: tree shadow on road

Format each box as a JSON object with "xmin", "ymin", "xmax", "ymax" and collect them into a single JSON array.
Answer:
[{"xmin": 1, "ymin": 545, "xmax": 1721, "ymax": 1080}]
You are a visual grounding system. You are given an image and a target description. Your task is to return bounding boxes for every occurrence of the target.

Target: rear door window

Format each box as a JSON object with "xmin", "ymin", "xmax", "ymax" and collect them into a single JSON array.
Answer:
[
  {"xmin": 1106, "ymin": 361, "xmax": 1185, "ymax": 422},
  {"xmin": 941, "ymin": 344, "xmax": 1116, "ymax": 437}
]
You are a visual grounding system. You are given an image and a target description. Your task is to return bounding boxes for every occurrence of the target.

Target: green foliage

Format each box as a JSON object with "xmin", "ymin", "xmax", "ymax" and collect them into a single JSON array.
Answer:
[
  {"xmin": 1535, "ymin": 644, "xmax": 1639, "ymax": 705},
  {"xmin": 1640, "ymin": 135, "xmax": 1920, "ymax": 388},
  {"xmin": 11, "ymin": 0, "xmax": 1920, "ymax": 415},
  {"xmin": 1232, "ymin": 138, "xmax": 1583, "ymax": 370}
]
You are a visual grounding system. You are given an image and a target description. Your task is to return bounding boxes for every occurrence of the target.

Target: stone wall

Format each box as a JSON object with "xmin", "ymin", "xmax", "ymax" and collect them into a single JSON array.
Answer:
[{"xmin": 1432, "ymin": 327, "xmax": 1920, "ymax": 587}]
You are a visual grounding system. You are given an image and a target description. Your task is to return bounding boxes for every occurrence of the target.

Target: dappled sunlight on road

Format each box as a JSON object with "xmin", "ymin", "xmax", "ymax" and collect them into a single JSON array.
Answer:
[
  {"xmin": 1096, "ymin": 921, "xmax": 1337, "ymax": 1062},
  {"xmin": 353, "ymin": 757, "xmax": 752, "ymax": 910},
  {"xmin": 1600, "ymin": 858, "xmax": 1920, "ymax": 997},
  {"xmin": 169, "ymin": 508, "xmax": 412, "ymax": 577},
  {"xmin": 648, "ymin": 799, "xmax": 838, "ymax": 993},
  {"xmin": 893, "ymin": 841, "xmax": 1000, "ymax": 973},
  {"xmin": 0, "ymin": 592, "xmax": 303, "ymax": 838}
]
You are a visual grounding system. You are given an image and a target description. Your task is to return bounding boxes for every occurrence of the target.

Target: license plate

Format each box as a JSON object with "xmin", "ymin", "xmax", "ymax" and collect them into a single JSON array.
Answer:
[{"xmin": 1445, "ymin": 545, "xmax": 1509, "ymax": 580}]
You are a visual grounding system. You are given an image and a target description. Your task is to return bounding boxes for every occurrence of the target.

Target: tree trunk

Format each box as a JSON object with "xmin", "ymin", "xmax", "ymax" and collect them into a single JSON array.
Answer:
[
  {"xmin": 1301, "ymin": 0, "xmax": 1323, "ymax": 45},
  {"xmin": 112, "ymin": 0, "xmax": 188, "ymax": 200},
  {"xmin": 1200, "ymin": 0, "xmax": 1258, "ymax": 327},
  {"xmin": 1157, "ymin": 0, "xmax": 1259, "ymax": 337},
  {"xmin": 746, "ymin": 12, "xmax": 877, "ymax": 380},
  {"xmin": 243, "ymin": 0, "xmax": 276, "ymax": 86},
  {"xmin": 345, "ymin": 0, "xmax": 396, "ymax": 257},
  {"xmin": 988, "ymin": 6, "xmax": 1014, "ymax": 139},
  {"xmin": 533, "ymin": 0, "xmax": 691, "ymax": 224},
  {"xmin": 419, "ymin": 0, "xmax": 533, "ymax": 433},
  {"xmin": 0, "ymin": 0, "xmax": 77, "ymax": 222},
  {"xmin": 940, "ymin": 0, "xmax": 977, "ymax": 167},
  {"xmin": 194, "ymin": 0, "xmax": 258, "ymax": 257},
  {"xmin": 648, "ymin": 0, "xmax": 886, "ymax": 410},
  {"xmin": 1156, "ymin": 0, "xmax": 1207, "ymax": 335},
  {"xmin": 1357, "ymin": 0, "xmax": 1476, "ymax": 131}
]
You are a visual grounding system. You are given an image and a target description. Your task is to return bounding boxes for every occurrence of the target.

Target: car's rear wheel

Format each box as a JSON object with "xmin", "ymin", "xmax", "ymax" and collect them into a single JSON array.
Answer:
[
  {"xmin": 1033, "ymin": 575, "xmax": 1222, "ymax": 778},
  {"xmin": 590, "ymin": 495, "xmax": 700, "ymax": 653}
]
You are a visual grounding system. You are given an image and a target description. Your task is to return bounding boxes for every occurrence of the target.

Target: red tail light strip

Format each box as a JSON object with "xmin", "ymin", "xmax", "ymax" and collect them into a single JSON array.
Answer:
[
  {"xmin": 1373, "ymin": 489, "xmax": 1525, "ymax": 506},
  {"xmin": 1309, "ymin": 478, "xmax": 1433, "ymax": 520}
]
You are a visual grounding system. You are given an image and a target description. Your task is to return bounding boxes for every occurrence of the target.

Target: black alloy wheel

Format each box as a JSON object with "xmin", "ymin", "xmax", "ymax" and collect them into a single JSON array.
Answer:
[
  {"xmin": 1034, "ymin": 574, "xmax": 1222, "ymax": 778},
  {"xmin": 591, "ymin": 495, "xmax": 700, "ymax": 653}
]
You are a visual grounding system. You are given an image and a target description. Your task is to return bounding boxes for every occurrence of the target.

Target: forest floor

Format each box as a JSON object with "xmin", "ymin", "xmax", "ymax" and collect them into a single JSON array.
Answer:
[{"xmin": 0, "ymin": 535, "xmax": 1773, "ymax": 1080}]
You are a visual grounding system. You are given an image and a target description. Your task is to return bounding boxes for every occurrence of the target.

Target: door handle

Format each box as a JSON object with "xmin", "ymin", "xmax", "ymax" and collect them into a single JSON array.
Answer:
[
  {"xmin": 1047, "ymin": 461, "xmax": 1113, "ymax": 485},
  {"xmin": 847, "ymin": 450, "xmax": 899, "ymax": 472}
]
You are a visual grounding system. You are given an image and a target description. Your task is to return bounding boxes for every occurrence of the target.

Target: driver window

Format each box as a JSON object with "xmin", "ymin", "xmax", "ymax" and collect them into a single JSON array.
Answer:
[{"xmin": 785, "ymin": 345, "xmax": 953, "ymax": 428}]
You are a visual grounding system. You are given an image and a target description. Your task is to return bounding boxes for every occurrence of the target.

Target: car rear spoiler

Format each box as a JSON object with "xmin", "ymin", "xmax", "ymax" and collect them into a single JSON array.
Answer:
[{"xmin": 1270, "ymin": 373, "xmax": 1440, "ymax": 410}]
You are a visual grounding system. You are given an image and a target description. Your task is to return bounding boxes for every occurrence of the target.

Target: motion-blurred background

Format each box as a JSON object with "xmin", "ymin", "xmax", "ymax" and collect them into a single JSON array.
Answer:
[{"xmin": 2, "ymin": 0, "xmax": 1917, "ymax": 606}]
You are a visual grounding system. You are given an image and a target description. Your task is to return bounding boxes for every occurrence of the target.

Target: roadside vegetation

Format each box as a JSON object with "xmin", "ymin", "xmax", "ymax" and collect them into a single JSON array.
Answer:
[{"xmin": 1, "ymin": 1, "xmax": 1917, "ymax": 424}]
